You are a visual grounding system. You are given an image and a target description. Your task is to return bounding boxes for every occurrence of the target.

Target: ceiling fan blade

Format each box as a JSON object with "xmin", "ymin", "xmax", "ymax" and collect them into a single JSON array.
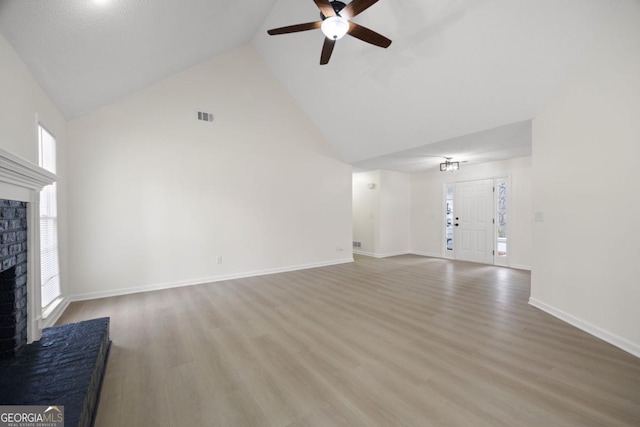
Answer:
[
  {"xmin": 320, "ymin": 38, "xmax": 336, "ymax": 65},
  {"xmin": 267, "ymin": 21, "xmax": 322, "ymax": 35},
  {"xmin": 314, "ymin": 0, "xmax": 336, "ymax": 17},
  {"xmin": 347, "ymin": 22, "xmax": 391, "ymax": 48},
  {"xmin": 339, "ymin": 0, "xmax": 379, "ymax": 19}
]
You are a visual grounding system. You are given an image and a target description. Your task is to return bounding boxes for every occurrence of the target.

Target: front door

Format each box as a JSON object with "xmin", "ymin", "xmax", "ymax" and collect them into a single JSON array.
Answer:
[{"xmin": 454, "ymin": 179, "xmax": 494, "ymax": 264}]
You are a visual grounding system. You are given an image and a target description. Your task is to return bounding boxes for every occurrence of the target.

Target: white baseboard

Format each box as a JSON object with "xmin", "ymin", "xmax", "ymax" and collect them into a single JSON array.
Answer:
[
  {"xmin": 409, "ymin": 251, "xmax": 443, "ymax": 258},
  {"xmin": 529, "ymin": 298, "xmax": 640, "ymax": 359},
  {"xmin": 353, "ymin": 250, "xmax": 411, "ymax": 259},
  {"xmin": 41, "ymin": 296, "xmax": 71, "ymax": 328},
  {"xmin": 510, "ymin": 264, "xmax": 532, "ymax": 271},
  {"xmin": 69, "ymin": 257, "xmax": 354, "ymax": 302},
  {"xmin": 352, "ymin": 250, "xmax": 377, "ymax": 257}
]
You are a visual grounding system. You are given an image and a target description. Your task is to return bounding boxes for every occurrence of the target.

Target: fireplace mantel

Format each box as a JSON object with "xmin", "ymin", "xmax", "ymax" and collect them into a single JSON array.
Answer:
[
  {"xmin": 0, "ymin": 147, "xmax": 56, "ymax": 343},
  {"xmin": 0, "ymin": 148, "xmax": 56, "ymax": 192}
]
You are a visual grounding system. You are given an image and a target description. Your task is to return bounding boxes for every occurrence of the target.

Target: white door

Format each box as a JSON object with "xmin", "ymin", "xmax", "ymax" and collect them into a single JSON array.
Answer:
[{"xmin": 454, "ymin": 179, "xmax": 494, "ymax": 264}]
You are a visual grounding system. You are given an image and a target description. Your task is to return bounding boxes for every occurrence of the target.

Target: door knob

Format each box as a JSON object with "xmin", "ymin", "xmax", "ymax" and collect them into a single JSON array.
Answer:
[{"xmin": 454, "ymin": 223, "xmax": 459, "ymax": 226}]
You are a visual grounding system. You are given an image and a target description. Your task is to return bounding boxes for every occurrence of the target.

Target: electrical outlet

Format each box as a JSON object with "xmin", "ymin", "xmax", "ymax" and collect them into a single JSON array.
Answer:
[
  {"xmin": 216, "ymin": 256, "xmax": 222, "ymax": 264},
  {"xmin": 337, "ymin": 244, "xmax": 343, "ymax": 252}
]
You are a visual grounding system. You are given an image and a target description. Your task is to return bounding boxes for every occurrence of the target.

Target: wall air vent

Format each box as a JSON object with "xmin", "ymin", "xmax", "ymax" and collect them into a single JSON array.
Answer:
[{"xmin": 196, "ymin": 111, "xmax": 214, "ymax": 122}]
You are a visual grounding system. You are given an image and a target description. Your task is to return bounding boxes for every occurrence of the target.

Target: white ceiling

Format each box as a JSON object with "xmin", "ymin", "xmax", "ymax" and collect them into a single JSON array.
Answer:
[
  {"xmin": 352, "ymin": 120, "xmax": 532, "ymax": 173},
  {"xmin": 0, "ymin": 0, "xmax": 620, "ymax": 172},
  {"xmin": 0, "ymin": 0, "xmax": 278, "ymax": 118}
]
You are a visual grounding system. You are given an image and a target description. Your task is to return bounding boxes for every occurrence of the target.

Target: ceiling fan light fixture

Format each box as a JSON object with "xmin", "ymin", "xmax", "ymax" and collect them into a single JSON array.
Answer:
[
  {"xmin": 321, "ymin": 16, "xmax": 349, "ymax": 40},
  {"xmin": 267, "ymin": 0, "xmax": 391, "ymax": 65}
]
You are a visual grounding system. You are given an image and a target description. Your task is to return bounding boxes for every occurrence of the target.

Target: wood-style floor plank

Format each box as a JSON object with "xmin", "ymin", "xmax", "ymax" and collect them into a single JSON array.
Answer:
[{"xmin": 57, "ymin": 255, "xmax": 640, "ymax": 427}]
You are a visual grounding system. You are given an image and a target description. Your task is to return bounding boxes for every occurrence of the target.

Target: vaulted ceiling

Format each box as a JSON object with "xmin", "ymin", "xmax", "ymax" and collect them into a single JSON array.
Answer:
[{"xmin": 0, "ymin": 0, "xmax": 620, "ymax": 171}]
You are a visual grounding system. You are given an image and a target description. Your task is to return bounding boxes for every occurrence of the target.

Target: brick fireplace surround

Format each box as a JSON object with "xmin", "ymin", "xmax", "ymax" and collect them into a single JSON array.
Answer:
[
  {"xmin": 0, "ymin": 147, "xmax": 56, "ymax": 357},
  {"xmin": 0, "ymin": 200, "xmax": 28, "ymax": 359},
  {"xmin": 0, "ymin": 148, "xmax": 112, "ymax": 427}
]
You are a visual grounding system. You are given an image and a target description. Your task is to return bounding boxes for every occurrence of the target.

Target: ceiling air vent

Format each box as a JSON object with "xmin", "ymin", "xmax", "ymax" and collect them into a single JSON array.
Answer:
[{"xmin": 196, "ymin": 110, "xmax": 214, "ymax": 122}]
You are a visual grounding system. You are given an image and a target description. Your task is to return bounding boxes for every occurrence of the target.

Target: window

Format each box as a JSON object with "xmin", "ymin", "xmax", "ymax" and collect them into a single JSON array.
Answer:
[
  {"xmin": 445, "ymin": 184, "xmax": 454, "ymax": 252},
  {"xmin": 39, "ymin": 125, "xmax": 61, "ymax": 308},
  {"xmin": 496, "ymin": 179, "xmax": 508, "ymax": 258}
]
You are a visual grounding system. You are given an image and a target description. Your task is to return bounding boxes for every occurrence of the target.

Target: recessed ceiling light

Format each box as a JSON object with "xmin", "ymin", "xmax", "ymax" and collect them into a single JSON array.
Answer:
[{"xmin": 93, "ymin": 0, "xmax": 111, "ymax": 5}]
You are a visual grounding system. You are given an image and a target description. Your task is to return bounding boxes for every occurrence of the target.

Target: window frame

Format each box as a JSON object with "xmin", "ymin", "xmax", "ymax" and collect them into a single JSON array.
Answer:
[{"xmin": 38, "ymin": 123, "xmax": 62, "ymax": 310}]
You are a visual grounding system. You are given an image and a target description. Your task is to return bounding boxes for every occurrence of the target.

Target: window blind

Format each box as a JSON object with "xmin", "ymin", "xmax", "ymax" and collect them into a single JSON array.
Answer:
[{"xmin": 39, "ymin": 125, "xmax": 61, "ymax": 308}]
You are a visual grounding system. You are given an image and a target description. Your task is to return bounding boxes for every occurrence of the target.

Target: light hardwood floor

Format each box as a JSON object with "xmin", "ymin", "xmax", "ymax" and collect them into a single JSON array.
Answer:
[{"xmin": 57, "ymin": 255, "xmax": 640, "ymax": 426}]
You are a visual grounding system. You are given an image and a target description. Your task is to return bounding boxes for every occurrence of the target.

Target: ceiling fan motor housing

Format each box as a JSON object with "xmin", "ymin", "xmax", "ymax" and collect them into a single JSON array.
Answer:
[{"xmin": 320, "ymin": 1, "xmax": 347, "ymax": 19}]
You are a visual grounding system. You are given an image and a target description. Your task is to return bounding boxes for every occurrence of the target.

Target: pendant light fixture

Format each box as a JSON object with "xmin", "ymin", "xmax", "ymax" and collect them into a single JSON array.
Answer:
[{"xmin": 440, "ymin": 158, "xmax": 460, "ymax": 172}]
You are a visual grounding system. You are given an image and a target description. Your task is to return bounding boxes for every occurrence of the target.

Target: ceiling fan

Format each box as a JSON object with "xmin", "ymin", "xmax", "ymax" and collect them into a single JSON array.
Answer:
[{"xmin": 267, "ymin": 0, "xmax": 392, "ymax": 65}]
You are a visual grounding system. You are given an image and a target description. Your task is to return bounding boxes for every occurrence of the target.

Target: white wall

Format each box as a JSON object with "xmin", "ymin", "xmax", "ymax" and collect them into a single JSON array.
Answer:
[
  {"xmin": 411, "ymin": 156, "xmax": 532, "ymax": 269},
  {"xmin": 66, "ymin": 45, "xmax": 353, "ymax": 299},
  {"xmin": 352, "ymin": 170, "xmax": 410, "ymax": 257},
  {"xmin": 0, "ymin": 33, "xmax": 69, "ymax": 301},
  {"xmin": 378, "ymin": 170, "xmax": 410, "ymax": 256},
  {"xmin": 531, "ymin": 0, "xmax": 640, "ymax": 356},
  {"xmin": 0, "ymin": 34, "xmax": 66, "ymax": 162}
]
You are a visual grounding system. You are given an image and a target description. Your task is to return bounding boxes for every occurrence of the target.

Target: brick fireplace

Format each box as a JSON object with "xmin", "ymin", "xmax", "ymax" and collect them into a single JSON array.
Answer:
[
  {"xmin": 0, "ymin": 149, "xmax": 112, "ymax": 426},
  {"xmin": 0, "ymin": 147, "xmax": 56, "ymax": 357},
  {"xmin": 0, "ymin": 200, "xmax": 28, "ymax": 358}
]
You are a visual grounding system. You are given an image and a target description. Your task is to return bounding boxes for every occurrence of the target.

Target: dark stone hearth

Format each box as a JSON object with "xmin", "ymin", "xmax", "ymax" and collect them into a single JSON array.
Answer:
[
  {"xmin": 0, "ymin": 199, "xmax": 28, "ymax": 360},
  {"xmin": 0, "ymin": 317, "xmax": 111, "ymax": 427}
]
